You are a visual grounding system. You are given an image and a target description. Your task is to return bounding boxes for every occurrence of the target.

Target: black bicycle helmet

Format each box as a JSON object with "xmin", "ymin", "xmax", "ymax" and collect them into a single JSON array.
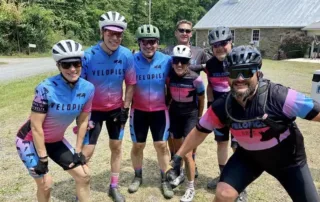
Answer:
[
  {"xmin": 226, "ymin": 45, "xmax": 262, "ymax": 69},
  {"xmin": 208, "ymin": 26, "xmax": 232, "ymax": 45}
]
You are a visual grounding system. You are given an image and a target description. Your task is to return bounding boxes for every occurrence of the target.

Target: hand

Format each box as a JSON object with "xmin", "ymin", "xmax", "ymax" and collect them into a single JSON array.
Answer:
[
  {"xmin": 30, "ymin": 160, "xmax": 48, "ymax": 175},
  {"xmin": 114, "ymin": 108, "xmax": 129, "ymax": 125},
  {"xmin": 69, "ymin": 152, "xmax": 86, "ymax": 168},
  {"xmin": 166, "ymin": 155, "xmax": 182, "ymax": 182},
  {"xmin": 72, "ymin": 121, "xmax": 95, "ymax": 135}
]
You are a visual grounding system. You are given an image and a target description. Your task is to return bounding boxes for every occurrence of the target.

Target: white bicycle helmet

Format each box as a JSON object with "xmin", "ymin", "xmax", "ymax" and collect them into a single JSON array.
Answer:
[
  {"xmin": 172, "ymin": 45, "xmax": 192, "ymax": 59},
  {"xmin": 52, "ymin": 40, "xmax": 84, "ymax": 62},
  {"xmin": 99, "ymin": 11, "xmax": 127, "ymax": 31}
]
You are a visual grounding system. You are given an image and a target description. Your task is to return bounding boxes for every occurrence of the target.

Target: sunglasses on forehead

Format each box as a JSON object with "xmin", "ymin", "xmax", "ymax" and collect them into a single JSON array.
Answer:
[
  {"xmin": 172, "ymin": 57, "xmax": 190, "ymax": 65},
  {"xmin": 177, "ymin": 28, "xmax": 192, "ymax": 34},
  {"xmin": 59, "ymin": 61, "xmax": 82, "ymax": 69},
  {"xmin": 140, "ymin": 39, "xmax": 158, "ymax": 46},
  {"xmin": 228, "ymin": 68, "xmax": 257, "ymax": 79},
  {"xmin": 212, "ymin": 40, "xmax": 230, "ymax": 48}
]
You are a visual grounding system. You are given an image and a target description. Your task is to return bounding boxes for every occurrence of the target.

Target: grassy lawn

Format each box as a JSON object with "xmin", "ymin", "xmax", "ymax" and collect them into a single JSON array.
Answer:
[
  {"xmin": 0, "ymin": 52, "xmax": 51, "ymax": 58},
  {"xmin": 0, "ymin": 62, "xmax": 7, "ymax": 65},
  {"xmin": 1, "ymin": 60, "xmax": 320, "ymax": 202}
]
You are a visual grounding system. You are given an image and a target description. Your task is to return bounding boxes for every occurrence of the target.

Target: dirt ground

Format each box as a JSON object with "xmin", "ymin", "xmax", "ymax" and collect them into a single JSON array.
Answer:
[{"xmin": 1, "ymin": 60, "xmax": 320, "ymax": 202}]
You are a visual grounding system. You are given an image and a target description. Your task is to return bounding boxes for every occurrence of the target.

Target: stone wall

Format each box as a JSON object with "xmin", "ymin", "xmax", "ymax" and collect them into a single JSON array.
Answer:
[{"xmin": 196, "ymin": 28, "xmax": 304, "ymax": 58}]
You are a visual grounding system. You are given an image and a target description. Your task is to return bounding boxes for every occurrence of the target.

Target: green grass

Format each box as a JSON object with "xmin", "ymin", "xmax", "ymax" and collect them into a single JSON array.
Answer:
[
  {"xmin": 0, "ymin": 62, "xmax": 7, "ymax": 65},
  {"xmin": 0, "ymin": 52, "xmax": 51, "ymax": 58}
]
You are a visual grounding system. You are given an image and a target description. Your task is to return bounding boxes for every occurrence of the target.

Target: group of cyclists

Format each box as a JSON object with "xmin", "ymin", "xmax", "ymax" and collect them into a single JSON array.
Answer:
[{"xmin": 15, "ymin": 10, "xmax": 320, "ymax": 202}]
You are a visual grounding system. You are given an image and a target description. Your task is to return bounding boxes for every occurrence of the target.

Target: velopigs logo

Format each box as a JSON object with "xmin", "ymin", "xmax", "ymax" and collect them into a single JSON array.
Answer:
[
  {"xmin": 76, "ymin": 93, "xmax": 86, "ymax": 99},
  {"xmin": 114, "ymin": 60, "xmax": 123, "ymax": 64},
  {"xmin": 154, "ymin": 65, "xmax": 161, "ymax": 69}
]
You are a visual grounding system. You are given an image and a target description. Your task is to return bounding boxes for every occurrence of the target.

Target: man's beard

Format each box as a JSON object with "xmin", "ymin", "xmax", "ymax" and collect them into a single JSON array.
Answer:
[
  {"xmin": 231, "ymin": 81, "xmax": 257, "ymax": 101},
  {"xmin": 215, "ymin": 53, "xmax": 227, "ymax": 61}
]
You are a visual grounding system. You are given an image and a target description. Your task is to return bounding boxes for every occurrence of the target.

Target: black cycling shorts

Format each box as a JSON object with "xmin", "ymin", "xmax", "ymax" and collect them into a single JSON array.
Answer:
[
  {"xmin": 129, "ymin": 109, "xmax": 170, "ymax": 143},
  {"xmin": 85, "ymin": 108, "xmax": 124, "ymax": 144},
  {"xmin": 16, "ymin": 136, "xmax": 78, "ymax": 177},
  {"xmin": 213, "ymin": 126, "xmax": 238, "ymax": 148},
  {"xmin": 169, "ymin": 108, "xmax": 198, "ymax": 139},
  {"xmin": 219, "ymin": 140, "xmax": 319, "ymax": 202}
]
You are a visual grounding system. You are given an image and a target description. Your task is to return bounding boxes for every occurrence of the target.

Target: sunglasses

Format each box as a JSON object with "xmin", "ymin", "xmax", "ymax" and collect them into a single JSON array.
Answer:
[
  {"xmin": 140, "ymin": 39, "xmax": 158, "ymax": 46},
  {"xmin": 177, "ymin": 28, "xmax": 192, "ymax": 34},
  {"xmin": 228, "ymin": 68, "xmax": 257, "ymax": 79},
  {"xmin": 59, "ymin": 61, "xmax": 82, "ymax": 69},
  {"xmin": 212, "ymin": 40, "xmax": 230, "ymax": 48},
  {"xmin": 105, "ymin": 30, "xmax": 123, "ymax": 38},
  {"xmin": 172, "ymin": 57, "xmax": 190, "ymax": 65}
]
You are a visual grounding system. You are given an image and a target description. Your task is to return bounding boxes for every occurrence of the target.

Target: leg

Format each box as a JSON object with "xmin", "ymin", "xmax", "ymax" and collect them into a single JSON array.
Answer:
[
  {"xmin": 16, "ymin": 137, "xmax": 53, "ymax": 202},
  {"xmin": 67, "ymin": 165, "xmax": 91, "ymax": 202},
  {"xmin": 128, "ymin": 109, "xmax": 149, "ymax": 193},
  {"xmin": 214, "ymin": 148, "xmax": 264, "ymax": 202},
  {"xmin": 270, "ymin": 163, "xmax": 320, "ymax": 202}
]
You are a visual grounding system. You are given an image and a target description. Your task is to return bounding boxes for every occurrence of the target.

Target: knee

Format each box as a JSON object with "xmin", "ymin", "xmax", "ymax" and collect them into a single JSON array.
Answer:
[
  {"xmin": 154, "ymin": 142, "xmax": 168, "ymax": 154},
  {"xmin": 215, "ymin": 182, "xmax": 238, "ymax": 202},
  {"xmin": 109, "ymin": 142, "xmax": 122, "ymax": 154},
  {"xmin": 74, "ymin": 172, "xmax": 91, "ymax": 185},
  {"xmin": 37, "ymin": 175, "xmax": 53, "ymax": 193},
  {"xmin": 131, "ymin": 144, "xmax": 145, "ymax": 154},
  {"xmin": 183, "ymin": 152, "xmax": 194, "ymax": 163}
]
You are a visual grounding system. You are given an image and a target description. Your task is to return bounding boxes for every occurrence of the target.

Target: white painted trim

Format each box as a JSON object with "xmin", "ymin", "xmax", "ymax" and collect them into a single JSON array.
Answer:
[{"xmin": 251, "ymin": 29, "xmax": 260, "ymax": 46}]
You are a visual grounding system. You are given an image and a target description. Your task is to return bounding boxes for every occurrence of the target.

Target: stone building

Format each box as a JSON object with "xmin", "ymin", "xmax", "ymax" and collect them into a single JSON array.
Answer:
[{"xmin": 194, "ymin": 0, "xmax": 320, "ymax": 58}]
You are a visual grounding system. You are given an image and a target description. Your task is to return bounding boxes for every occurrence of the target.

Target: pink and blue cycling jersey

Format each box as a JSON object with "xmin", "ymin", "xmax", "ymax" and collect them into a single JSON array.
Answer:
[
  {"xmin": 17, "ymin": 74, "xmax": 95, "ymax": 143},
  {"xmin": 81, "ymin": 44, "xmax": 136, "ymax": 111},
  {"xmin": 132, "ymin": 51, "xmax": 171, "ymax": 112},
  {"xmin": 198, "ymin": 81, "xmax": 320, "ymax": 151}
]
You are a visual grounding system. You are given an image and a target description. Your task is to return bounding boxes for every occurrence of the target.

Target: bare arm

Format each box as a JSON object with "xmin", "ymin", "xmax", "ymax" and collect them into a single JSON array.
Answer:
[
  {"xmin": 176, "ymin": 128, "xmax": 209, "ymax": 157},
  {"xmin": 198, "ymin": 94, "xmax": 205, "ymax": 118},
  {"xmin": 312, "ymin": 113, "xmax": 320, "ymax": 122},
  {"xmin": 124, "ymin": 84, "xmax": 135, "ymax": 108},
  {"xmin": 75, "ymin": 111, "xmax": 90, "ymax": 153},
  {"xmin": 30, "ymin": 112, "xmax": 47, "ymax": 157},
  {"xmin": 207, "ymin": 85, "xmax": 214, "ymax": 102}
]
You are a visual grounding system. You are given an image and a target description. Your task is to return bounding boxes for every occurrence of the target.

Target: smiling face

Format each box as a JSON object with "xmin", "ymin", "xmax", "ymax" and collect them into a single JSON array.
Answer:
[
  {"xmin": 175, "ymin": 22, "xmax": 193, "ymax": 45},
  {"xmin": 172, "ymin": 57, "xmax": 190, "ymax": 76},
  {"xmin": 212, "ymin": 40, "xmax": 232, "ymax": 61},
  {"xmin": 139, "ymin": 38, "xmax": 159, "ymax": 59},
  {"xmin": 228, "ymin": 68, "xmax": 259, "ymax": 100},
  {"xmin": 102, "ymin": 29, "xmax": 123, "ymax": 51},
  {"xmin": 57, "ymin": 60, "xmax": 82, "ymax": 82}
]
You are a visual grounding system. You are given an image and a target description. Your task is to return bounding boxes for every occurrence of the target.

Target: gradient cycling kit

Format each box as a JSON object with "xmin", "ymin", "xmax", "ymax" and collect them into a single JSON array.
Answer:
[
  {"xmin": 130, "ymin": 51, "xmax": 171, "ymax": 143},
  {"xmin": 81, "ymin": 44, "xmax": 136, "ymax": 142},
  {"xmin": 167, "ymin": 70, "xmax": 205, "ymax": 139},
  {"xmin": 197, "ymin": 79, "xmax": 320, "ymax": 201},
  {"xmin": 16, "ymin": 74, "xmax": 94, "ymax": 175}
]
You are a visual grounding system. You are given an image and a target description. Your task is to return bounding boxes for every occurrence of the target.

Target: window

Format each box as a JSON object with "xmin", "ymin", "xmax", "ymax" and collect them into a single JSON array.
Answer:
[
  {"xmin": 231, "ymin": 30, "xmax": 235, "ymax": 42},
  {"xmin": 251, "ymin": 29, "xmax": 260, "ymax": 46}
]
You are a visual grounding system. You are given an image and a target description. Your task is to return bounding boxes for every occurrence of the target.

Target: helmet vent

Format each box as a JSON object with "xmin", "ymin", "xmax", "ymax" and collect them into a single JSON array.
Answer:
[
  {"xmin": 57, "ymin": 43, "xmax": 66, "ymax": 52},
  {"xmin": 66, "ymin": 41, "xmax": 72, "ymax": 52}
]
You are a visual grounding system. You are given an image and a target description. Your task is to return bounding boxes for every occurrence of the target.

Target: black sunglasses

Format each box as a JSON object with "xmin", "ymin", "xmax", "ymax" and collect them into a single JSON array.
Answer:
[
  {"xmin": 177, "ymin": 28, "xmax": 192, "ymax": 34},
  {"xmin": 212, "ymin": 40, "xmax": 230, "ymax": 48},
  {"xmin": 140, "ymin": 39, "xmax": 158, "ymax": 46},
  {"xmin": 228, "ymin": 68, "xmax": 257, "ymax": 79},
  {"xmin": 59, "ymin": 61, "xmax": 82, "ymax": 69},
  {"xmin": 172, "ymin": 57, "xmax": 190, "ymax": 65}
]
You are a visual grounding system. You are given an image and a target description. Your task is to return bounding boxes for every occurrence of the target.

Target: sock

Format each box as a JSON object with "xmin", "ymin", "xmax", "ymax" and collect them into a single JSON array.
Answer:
[
  {"xmin": 134, "ymin": 168, "xmax": 142, "ymax": 178},
  {"xmin": 160, "ymin": 169, "xmax": 166, "ymax": 181},
  {"xmin": 110, "ymin": 173, "xmax": 119, "ymax": 188},
  {"xmin": 187, "ymin": 181, "xmax": 195, "ymax": 190},
  {"xmin": 219, "ymin": 164, "xmax": 225, "ymax": 174},
  {"xmin": 192, "ymin": 153, "xmax": 196, "ymax": 161},
  {"xmin": 170, "ymin": 152, "xmax": 175, "ymax": 161}
]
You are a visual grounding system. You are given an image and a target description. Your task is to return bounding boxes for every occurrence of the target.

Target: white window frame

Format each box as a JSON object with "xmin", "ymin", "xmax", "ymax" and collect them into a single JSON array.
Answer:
[
  {"xmin": 251, "ymin": 29, "xmax": 260, "ymax": 46},
  {"xmin": 231, "ymin": 29, "xmax": 235, "ymax": 42}
]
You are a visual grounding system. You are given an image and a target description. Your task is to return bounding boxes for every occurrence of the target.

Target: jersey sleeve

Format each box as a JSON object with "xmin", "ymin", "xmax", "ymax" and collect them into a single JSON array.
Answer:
[
  {"xmin": 31, "ymin": 82, "xmax": 49, "ymax": 114},
  {"xmin": 124, "ymin": 54, "xmax": 137, "ymax": 85},
  {"xmin": 282, "ymin": 88, "xmax": 320, "ymax": 120},
  {"xmin": 82, "ymin": 87, "xmax": 95, "ymax": 113},
  {"xmin": 196, "ymin": 106, "xmax": 225, "ymax": 133},
  {"xmin": 81, "ymin": 51, "xmax": 90, "ymax": 80},
  {"xmin": 193, "ymin": 76, "xmax": 205, "ymax": 95}
]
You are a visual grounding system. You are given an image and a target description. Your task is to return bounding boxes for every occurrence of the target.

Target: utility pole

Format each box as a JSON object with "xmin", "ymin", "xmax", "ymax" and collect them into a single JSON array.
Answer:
[{"xmin": 148, "ymin": 0, "xmax": 151, "ymax": 24}]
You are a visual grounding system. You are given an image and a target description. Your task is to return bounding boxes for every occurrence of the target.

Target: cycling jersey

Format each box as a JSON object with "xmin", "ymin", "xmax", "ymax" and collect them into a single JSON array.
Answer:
[
  {"xmin": 81, "ymin": 43, "xmax": 136, "ymax": 111},
  {"xmin": 132, "ymin": 51, "xmax": 171, "ymax": 112},
  {"xmin": 197, "ymin": 80, "xmax": 320, "ymax": 151},
  {"xmin": 205, "ymin": 57, "xmax": 230, "ymax": 99},
  {"xmin": 162, "ymin": 46, "xmax": 209, "ymax": 74},
  {"xmin": 17, "ymin": 74, "xmax": 95, "ymax": 143},
  {"xmin": 167, "ymin": 70, "xmax": 205, "ymax": 111}
]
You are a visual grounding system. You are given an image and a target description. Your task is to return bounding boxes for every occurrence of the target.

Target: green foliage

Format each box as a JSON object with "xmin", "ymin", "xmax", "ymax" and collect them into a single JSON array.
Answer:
[
  {"xmin": 280, "ymin": 31, "xmax": 313, "ymax": 58},
  {"xmin": 0, "ymin": 0, "xmax": 215, "ymax": 55}
]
